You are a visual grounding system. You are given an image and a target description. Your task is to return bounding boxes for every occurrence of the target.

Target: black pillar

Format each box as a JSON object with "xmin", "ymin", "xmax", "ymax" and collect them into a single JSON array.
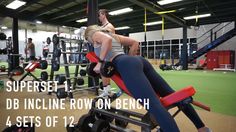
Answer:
[
  {"xmin": 235, "ymin": 19, "xmax": 236, "ymax": 29},
  {"xmin": 87, "ymin": 0, "xmax": 98, "ymax": 25},
  {"xmin": 11, "ymin": 18, "xmax": 19, "ymax": 70},
  {"xmin": 87, "ymin": 0, "xmax": 99, "ymax": 89},
  {"xmin": 210, "ymin": 29, "xmax": 213, "ymax": 42},
  {"xmin": 181, "ymin": 25, "xmax": 188, "ymax": 70}
]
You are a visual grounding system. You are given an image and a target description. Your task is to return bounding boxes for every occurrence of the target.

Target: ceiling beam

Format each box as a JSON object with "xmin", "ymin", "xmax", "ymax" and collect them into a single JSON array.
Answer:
[
  {"xmin": 17, "ymin": 0, "xmax": 42, "ymax": 12},
  {"xmin": 43, "ymin": 0, "xmax": 120, "ymax": 21},
  {"xmin": 127, "ymin": 0, "xmax": 186, "ymax": 26},
  {"xmin": 43, "ymin": 4, "xmax": 86, "ymax": 21},
  {"xmin": 49, "ymin": 0, "xmax": 133, "ymax": 24},
  {"xmin": 117, "ymin": 22, "xmax": 180, "ymax": 34},
  {"xmin": 51, "ymin": 11, "xmax": 86, "ymax": 25},
  {"xmin": 174, "ymin": 5, "xmax": 236, "ymax": 19},
  {"xmin": 0, "ymin": 5, "xmax": 20, "ymax": 18},
  {"xmin": 186, "ymin": 17, "xmax": 235, "ymax": 27},
  {"xmin": 27, "ymin": 0, "xmax": 87, "ymax": 19}
]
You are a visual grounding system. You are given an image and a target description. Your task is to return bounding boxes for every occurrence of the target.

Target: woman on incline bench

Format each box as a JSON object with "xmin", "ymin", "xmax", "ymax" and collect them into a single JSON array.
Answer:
[{"xmin": 84, "ymin": 25, "xmax": 211, "ymax": 132}]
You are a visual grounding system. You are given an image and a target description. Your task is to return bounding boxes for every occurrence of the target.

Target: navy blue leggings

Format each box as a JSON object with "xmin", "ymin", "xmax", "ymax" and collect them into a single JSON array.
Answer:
[{"xmin": 112, "ymin": 55, "xmax": 205, "ymax": 132}]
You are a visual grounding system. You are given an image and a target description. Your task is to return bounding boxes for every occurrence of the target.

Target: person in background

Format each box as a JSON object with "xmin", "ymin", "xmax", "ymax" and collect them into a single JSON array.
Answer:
[
  {"xmin": 98, "ymin": 9, "xmax": 115, "ymax": 33},
  {"xmin": 25, "ymin": 38, "xmax": 36, "ymax": 61},
  {"xmin": 97, "ymin": 9, "xmax": 116, "ymax": 97}
]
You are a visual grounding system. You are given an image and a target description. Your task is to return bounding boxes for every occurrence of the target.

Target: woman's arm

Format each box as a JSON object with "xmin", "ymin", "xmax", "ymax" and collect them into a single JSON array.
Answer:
[
  {"xmin": 92, "ymin": 31, "xmax": 112, "ymax": 61},
  {"xmin": 116, "ymin": 35, "xmax": 139, "ymax": 56},
  {"xmin": 91, "ymin": 31, "xmax": 112, "ymax": 73}
]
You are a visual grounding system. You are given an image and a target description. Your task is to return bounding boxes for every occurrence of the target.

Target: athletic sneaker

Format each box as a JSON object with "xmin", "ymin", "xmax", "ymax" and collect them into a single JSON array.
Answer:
[{"xmin": 98, "ymin": 85, "xmax": 111, "ymax": 97}]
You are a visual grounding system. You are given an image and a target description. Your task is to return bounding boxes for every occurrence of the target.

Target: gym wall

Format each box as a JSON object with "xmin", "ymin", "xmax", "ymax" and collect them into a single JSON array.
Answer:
[
  {"xmin": 0, "ymin": 29, "xmax": 77, "ymax": 62},
  {"xmin": 129, "ymin": 27, "xmax": 196, "ymax": 41},
  {"xmin": 130, "ymin": 22, "xmax": 236, "ymax": 51},
  {"xmin": 130, "ymin": 22, "xmax": 236, "ymax": 68}
]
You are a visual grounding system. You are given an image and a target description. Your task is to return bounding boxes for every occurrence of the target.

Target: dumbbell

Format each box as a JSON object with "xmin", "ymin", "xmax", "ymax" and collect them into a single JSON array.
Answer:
[
  {"xmin": 78, "ymin": 114, "xmax": 110, "ymax": 132},
  {"xmin": 81, "ymin": 59, "xmax": 89, "ymax": 67},
  {"xmin": 100, "ymin": 62, "xmax": 116, "ymax": 77},
  {"xmin": 66, "ymin": 124, "xmax": 80, "ymax": 132},
  {"xmin": 79, "ymin": 69, "xmax": 87, "ymax": 76},
  {"xmin": 52, "ymin": 34, "xmax": 59, "ymax": 45},
  {"xmin": 53, "ymin": 48, "xmax": 61, "ymax": 57},
  {"xmin": 0, "ymin": 65, "xmax": 6, "ymax": 72},
  {"xmin": 55, "ymin": 74, "xmax": 66, "ymax": 85},
  {"xmin": 86, "ymin": 62, "xmax": 116, "ymax": 77},
  {"xmin": 0, "ymin": 32, "xmax": 7, "ymax": 40},
  {"xmin": 0, "ymin": 48, "xmax": 7, "ymax": 54},
  {"xmin": 114, "ymin": 112, "xmax": 129, "ymax": 128},
  {"xmin": 56, "ymin": 88, "xmax": 68, "ymax": 99},
  {"xmin": 86, "ymin": 63, "xmax": 100, "ymax": 77},
  {"xmin": 41, "ymin": 71, "xmax": 48, "ymax": 81},
  {"xmin": 46, "ymin": 37, "xmax": 51, "ymax": 44},
  {"xmin": 77, "ymin": 78, "xmax": 84, "ymax": 85},
  {"xmin": 52, "ymin": 60, "xmax": 60, "ymax": 71},
  {"xmin": 38, "ymin": 60, "xmax": 48, "ymax": 69}
]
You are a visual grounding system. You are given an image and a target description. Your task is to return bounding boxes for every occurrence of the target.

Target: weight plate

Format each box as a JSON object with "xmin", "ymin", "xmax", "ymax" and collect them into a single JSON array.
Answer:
[
  {"xmin": 52, "ymin": 34, "xmax": 59, "ymax": 45},
  {"xmin": 78, "ymin": 114, "xmax": 95, "ymax": 132},
  {"xmin": 41, "ymin": 71, "xmax": 48, "ymax": 81},
  {"xmin": 56, "ymin": 88, "xmax": 67, "ymax": 99},
  {"xmin": 91, "ymin": 119, "xmax": 110, "ymax": 132},
  {"xmin": 46, "ymin": 37, "xmax": 51, "ymax": 44}
]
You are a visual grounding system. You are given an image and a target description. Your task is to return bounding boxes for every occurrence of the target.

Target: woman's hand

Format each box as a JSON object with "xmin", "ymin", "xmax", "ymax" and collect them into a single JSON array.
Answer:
[
  {"xmin": 93, "ymin": 62, "xmax": 102, "ymax": 73},
  {"xmin": 129, "ymin": 46, "xmax": 139, "ymax": 56}
]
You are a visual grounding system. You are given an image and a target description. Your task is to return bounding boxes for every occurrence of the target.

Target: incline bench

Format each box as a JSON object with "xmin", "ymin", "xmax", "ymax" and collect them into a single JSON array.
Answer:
[{"xmin": 67, "ymin": 52, "xmax": 210, "ymax": 132}]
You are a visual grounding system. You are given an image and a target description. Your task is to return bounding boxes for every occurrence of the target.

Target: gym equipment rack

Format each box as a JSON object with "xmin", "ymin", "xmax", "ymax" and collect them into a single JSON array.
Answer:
[{"xmin": 49, "ymin": 34, "xmax": 99, "ymax": 99}]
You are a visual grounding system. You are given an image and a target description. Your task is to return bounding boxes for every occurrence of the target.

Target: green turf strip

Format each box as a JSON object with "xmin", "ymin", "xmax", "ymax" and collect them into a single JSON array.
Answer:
[{"xmin": 157, "ymin": 70, "xmax": 236, "ymax": 116}]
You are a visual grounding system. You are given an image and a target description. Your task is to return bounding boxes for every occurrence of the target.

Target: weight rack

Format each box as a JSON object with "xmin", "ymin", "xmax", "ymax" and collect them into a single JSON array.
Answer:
[{"xmin": 49, "ymin": 34, "xmax": 99, "ymax": 98}]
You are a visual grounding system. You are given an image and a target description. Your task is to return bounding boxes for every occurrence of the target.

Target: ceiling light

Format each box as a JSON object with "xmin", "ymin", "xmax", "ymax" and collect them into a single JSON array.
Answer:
[
  {"xmin": 36, "ymin": 21, "xmax": 42, "ymax": 24},
  {"xmin": 76, "ymin": 18, "xmax": 88, "ymax": 23},
  {"xmin": 143, "ymin": 21, "xmax": 162, "ymax": 26},
  {"xmin": 6, "ymin": 0, "xmax": 26, "ymax": 10},
  {"xmin": 62, "ymin": 25, "xmax": 66, "ymax": 28},
  {"xmin": 157, "ymin": 0, "xmax": 182, "ymax": 5},
  {"xmin": 1, "ymin": 26, "xmax": 8, "ymax": 29},
  {"xmin": 115, "ymin": 26, "xmax": 130, "ymax": 30},
  {"xmin": 109, "ymin": 8, "xmax": 133, "ymax": 16},
  {"xmin": 184, "ymin": 13, "xmax": 211, "ymax": 20}
]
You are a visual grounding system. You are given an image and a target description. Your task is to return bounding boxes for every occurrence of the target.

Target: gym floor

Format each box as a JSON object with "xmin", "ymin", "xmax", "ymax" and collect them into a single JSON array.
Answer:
[{"xmin": 0, "ymin": 67, "xmax": 236, "ymax": 132}]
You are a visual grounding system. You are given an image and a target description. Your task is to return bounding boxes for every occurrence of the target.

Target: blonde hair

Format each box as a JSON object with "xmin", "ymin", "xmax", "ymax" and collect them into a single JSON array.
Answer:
[
  {"xmin": 85, "ymin": 25, "xmax": 121, "ymax": 43},
  {"xmin": 84, "ymin": 25, "xmax": 102, "ymax": 41}
]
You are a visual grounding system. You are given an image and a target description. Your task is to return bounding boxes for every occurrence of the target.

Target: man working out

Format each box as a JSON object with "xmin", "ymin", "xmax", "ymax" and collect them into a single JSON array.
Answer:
[
  {"xmin": 97, "ymin": 9, "xmax": 115, "ymax": 97},
  {"xmin": 98, "ymin": 9, "xmax": 115, "ymax": 33},
  {"xmin": 25, "ymin": 38, "xmax": 36, "ymax": 61}
]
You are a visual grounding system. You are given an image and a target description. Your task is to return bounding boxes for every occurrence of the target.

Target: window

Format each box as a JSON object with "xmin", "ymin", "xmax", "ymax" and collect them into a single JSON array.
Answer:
[
  {"xmin": 155, "ymin": 40, "xmax": 162, "ymax": 45},
  {"xmin": 141, "ymin": 41, "xmax": 147, "ymax": 57},
  {"xmin": 163, "ymin": 40, "xmax": 170, "ymax": 44},
  {"xmin": 171, "ymin": 45, "xmax": 179, "ymax": 59},
  {"xmin": 171, "ymin": 39, "xmax": 179, "ymax": 44},
  {"xmin": 190, "ymin": 38, "xmax": 197, "ymax": 43},
  {"xmin": 148, "ymin": 41, "xmax": 154, "ymax": 58},
  {"xmin": 155, "ymin": 46, "xmax": 170, "ymax": 59},
  {"xmin": 180, "ymin": 39, "xmax": 189, "ymax": 43}
]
